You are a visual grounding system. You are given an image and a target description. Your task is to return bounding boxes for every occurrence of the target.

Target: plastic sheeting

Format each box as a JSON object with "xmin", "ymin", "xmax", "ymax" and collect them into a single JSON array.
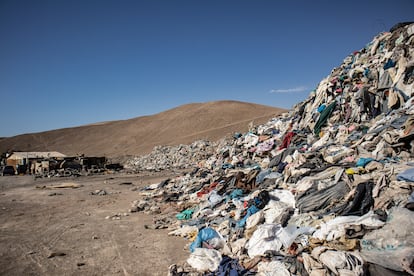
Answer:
[
  {"xmin": 190, "ymin": 227, "xmax": 223, "ymax": 252},
  {"xmin": 360, "ymin": 207, "xmax": 414, "ymax": 273}
]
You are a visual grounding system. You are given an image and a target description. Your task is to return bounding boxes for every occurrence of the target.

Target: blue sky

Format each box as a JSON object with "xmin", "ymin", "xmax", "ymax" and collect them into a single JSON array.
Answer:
[{"xmin": 0, "ymin": 0, "xmax": 413, "ymax": 137}]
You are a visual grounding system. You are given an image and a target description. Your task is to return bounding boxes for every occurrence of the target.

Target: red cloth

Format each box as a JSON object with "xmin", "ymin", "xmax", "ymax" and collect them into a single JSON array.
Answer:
[
  {"xmin": 279, "ymin": 131, "xmax": 295, "ymax": 150},
  {"xmin": 196, "ymin": 182, "xmax": 219, "ymax": 197}
]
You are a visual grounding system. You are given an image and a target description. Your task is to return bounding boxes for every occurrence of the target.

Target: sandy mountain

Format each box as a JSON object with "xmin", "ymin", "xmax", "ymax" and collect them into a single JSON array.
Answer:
[{"xmin": 0, "ymin": 100, "xmax": 286, "ymax": 157}]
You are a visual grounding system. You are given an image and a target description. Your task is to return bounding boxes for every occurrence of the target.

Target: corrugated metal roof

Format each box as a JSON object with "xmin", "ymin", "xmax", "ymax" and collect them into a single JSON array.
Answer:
[{"xmin": 7, "ymin": 152, "xmax": 66, "ymax": 159}]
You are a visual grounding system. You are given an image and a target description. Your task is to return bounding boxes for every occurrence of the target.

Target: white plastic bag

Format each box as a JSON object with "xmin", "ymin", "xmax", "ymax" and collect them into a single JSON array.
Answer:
[
  {"xmin": 187, "ymin": 248, "xmax": 222, "ymax": 272},
  {"xmin": 245, "ymin": 224, "xmax": 283, "ymax": 257}
]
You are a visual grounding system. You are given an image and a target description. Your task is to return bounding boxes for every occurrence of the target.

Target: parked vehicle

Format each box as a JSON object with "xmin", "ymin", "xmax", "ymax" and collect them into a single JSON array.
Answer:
[{"xmin": 1, "ymin": 166, "xmax": 15, "ymax": 176}]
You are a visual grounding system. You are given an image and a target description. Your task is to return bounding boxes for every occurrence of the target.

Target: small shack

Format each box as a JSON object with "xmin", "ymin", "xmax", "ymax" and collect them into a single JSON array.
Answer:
[{"xmin": 6, "ymin": 151, "xmax": 67, "ymax": 174}]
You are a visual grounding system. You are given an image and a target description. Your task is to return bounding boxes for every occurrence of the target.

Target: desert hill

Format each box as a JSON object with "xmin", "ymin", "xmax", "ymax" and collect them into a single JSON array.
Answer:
[{"xmin": 0, "ymin": 100, "xmax": 286, "ymax": 157}]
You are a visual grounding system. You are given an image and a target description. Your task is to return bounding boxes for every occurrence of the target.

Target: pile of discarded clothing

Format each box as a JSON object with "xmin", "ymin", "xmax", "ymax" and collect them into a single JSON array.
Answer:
[
  {"xmin": 127, "ymin": 22, "xmax": 414, "ymax": 275},
  {"xmin": 124, "ymin": 140, "xmax": 220, "ymax": 172}
]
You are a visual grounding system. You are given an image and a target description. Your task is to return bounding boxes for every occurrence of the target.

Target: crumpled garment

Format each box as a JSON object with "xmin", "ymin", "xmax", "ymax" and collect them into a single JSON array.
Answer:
[
  {"xmin": 255, "ymin": 169, "xmax": 272, "ymax": 184},
  {"xmin": 238, "ymin": 190, "xmax": 271, "ymax": 227},
  {"xmin": 256, "ymin": 139, "xmax": 275, "ymax": 153},
  {"xmin": 296, "ymin": 181, "xmax": 350, "ymax": 214},
  {"xmin": 313, "ymin": 211, "xmax": 385, "ymax": 242},
  {"xmin": 279, "ymin": 131, "xmax": 296, "ymax": 150},
  {"xmin": 378, "ymin": 70, "xmax": 393, "ymax": 90},
  {"xmin": 237, "ymin": 205, "xmax": 259, "ymax": 228},
  {"xmin": 208, "ymin": 190, "xmax": 224, "ymax": 208},
  {"xmin": 309, "ymin": 236, "xmax": 359, "ymax": 251},
  {"xmin": 246, "ymin": 210, "xmax": 264, "ymax": 229},
  {"xmin": 364, "ymin": 160, "xmax": 383, "ymax": 172},
  {"xmin": 187, "ymin": 248, "xmax": 222, "ymax": 272},
  {"xmin": 257, "ymin": 260, "xmax": 290, "ymax": 276},
  {"xmin": 314, "ymin": 101, "xmax": 337, "ymax": 136},
  {"xmin": 245, "ymin": 224, "xmax": 314, "ymax": 258},
  {"xmin": 228, "ymin": 189, "xmax": 244, "ymax": 200},
  {"xmin": 384, "ymin": 59, "xmax": 396, "ymax": 70},
  {"xmin": 397, "ymin": 167, "xmax": 414, "ymax": 182},
  {"xmin": 243, "ymin": 133, "xmax": 259, "ymax": 148},
  {"xmin": 309, "ymin": 247, "xmax": 365, "ymax": 275},
  {"xmin": 341, "ymin": 182, "xmax": 374, "ymax": 216},
  {"xmin": 317, "ymin": 104, "xmax": 326, "ymax": 113},
  {"xmin": 302, "ymin": 252, "xmax": 329, "ymax": 275},
  {"xmin": 345, "ymin": 167, "xmax": 365, "ymax": 175},
  {"xmin": 262, "ymin": 190, "xmax": 295, "ymax": 225},
  {"xmin": 207, "ymin": 255, "xmax": 250, "ymax": 276},
  {"xmin": 269, "ymin": 189, "xmax": 296, "ymax": 207},
  {"xmin": 176, "ymin": 208, "xmax": 194, "ymax": 220},
  {"xmin": 197, "ymin": 182, "xmax": 219, "ymax": 197},
  {"xmin": 402, "ymin": 115, "xmax": 414, "ymax": 136},
  {"xmin": 356, "ymin": 157, "xmax": 374, "ymax": 167}
]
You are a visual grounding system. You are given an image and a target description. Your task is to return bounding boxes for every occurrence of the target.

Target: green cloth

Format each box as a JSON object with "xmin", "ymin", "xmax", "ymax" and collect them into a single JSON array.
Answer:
[
  {"xmin": 314, "ymin": 101, "xmax": 337, "ymax": 136},
  {"xmin": 176, "ymin": 209, "xmax": 194, "ymax": 220}
]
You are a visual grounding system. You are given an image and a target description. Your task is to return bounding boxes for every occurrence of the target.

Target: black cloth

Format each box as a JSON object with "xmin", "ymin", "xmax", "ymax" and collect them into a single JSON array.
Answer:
[
  {"xmin": 341, "ymin": 182, "xmax": 374, "ymax": 216},
  {"xmin": 207, "ymin": 255, "xmax": 253, "ymax": 276},
  {"xmin": 296, "ymin": 181, "xmax": 350, "ymax": 214}
]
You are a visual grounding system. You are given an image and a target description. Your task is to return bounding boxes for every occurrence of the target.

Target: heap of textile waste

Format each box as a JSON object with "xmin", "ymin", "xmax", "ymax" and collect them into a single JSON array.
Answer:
[{"xmin": 127, "ymin": 22, "xmax": 414, "ymax": 275}]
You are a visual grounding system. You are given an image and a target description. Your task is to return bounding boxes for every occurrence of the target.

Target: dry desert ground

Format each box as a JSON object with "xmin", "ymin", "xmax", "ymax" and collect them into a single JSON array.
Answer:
[{"xmin": 0, "ymin": 172, "xmax": 188, "ymax": 276}]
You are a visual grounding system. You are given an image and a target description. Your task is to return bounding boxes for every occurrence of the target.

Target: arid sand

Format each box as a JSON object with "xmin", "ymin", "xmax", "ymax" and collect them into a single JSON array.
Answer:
[{"xmin": 0, "ymin": 172, "xmax": 188, "ymax": 276}]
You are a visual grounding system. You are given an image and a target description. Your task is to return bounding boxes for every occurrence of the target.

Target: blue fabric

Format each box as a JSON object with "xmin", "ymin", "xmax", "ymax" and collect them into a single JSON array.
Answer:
[
  {"xmin": 356, "ymin": 157, "xmax": 374, "ymax": 167},
  {"xmin": 317, "ymin": 104, "xmax": 326, "ymax": 113},
  {"xmin": 383, "ymin": 59, "xmax": 396, "ymax": 70},
  {"xmin": 397, "ymin": 168, "xmax": 414, "ymax": 182},
  {"xmin": 233, "ymin": 132, "xmax": 242, "ymax": 139},
  {"xmin": 228, "ymin": 189, "xmax": 244, "ymax": 200},
  {"xmin": 236, "ymin": 205, "xmax": 259, "ymax": 228},
  {"xmin": 190, "ymin": 227, "xmax": 219, "ymax": 252},
  {"xmin": 208, "ymin": 255, "xmax": 250, "ymax": 276},
  {"xmin": 272, "ymin": 129, "xmax": 280, "ymax": 135},
  {"xmin": 408, "ymin": 191, "xmax": 414, "ymax": 203},
  {"xmin": 255, "ymin": 168, "xmax": 271, "ymax": 184},
  {"xmin": 222, "ymin": 163, "xmax": 234, "ymax": 169},
  {"xmin": 278, "ymin": 162, "xmax": 288, "ymax": 173}
]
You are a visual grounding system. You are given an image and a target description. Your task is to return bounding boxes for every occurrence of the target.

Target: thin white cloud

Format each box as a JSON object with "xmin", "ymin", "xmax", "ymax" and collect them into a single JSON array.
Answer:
[{"xmin": 270, "ymin": 86, "xmax": 307, "ymax": 93}]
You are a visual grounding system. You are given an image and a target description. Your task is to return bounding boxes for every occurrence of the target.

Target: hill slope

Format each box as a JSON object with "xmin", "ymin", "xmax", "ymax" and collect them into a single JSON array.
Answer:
[{"xmin": 0, "ymin": 100, "xmax": 286, "ymax": 157}]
